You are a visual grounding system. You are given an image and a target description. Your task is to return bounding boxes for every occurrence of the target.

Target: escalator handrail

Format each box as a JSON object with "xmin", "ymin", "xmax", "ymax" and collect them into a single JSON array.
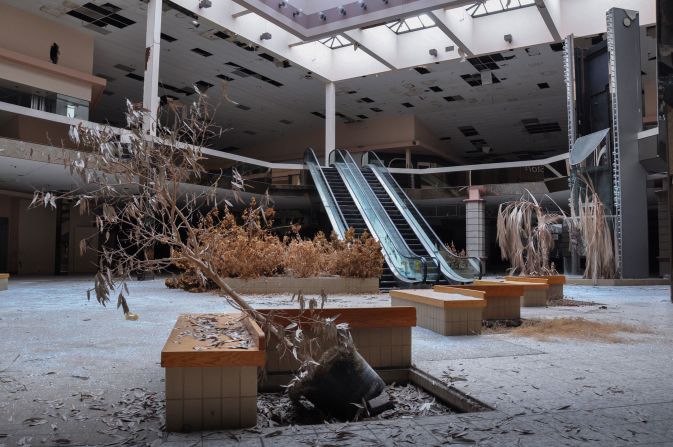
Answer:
[
  {"xmin": 364, "ymin": 151, "xmax": 483, "ymax": 281},
  {"xmin": 335, "ymin": 149, "xmax": 435, "ymax": 283},
  {"xmin": 304, "ymin": 148, "xmax": 348, "ymax": 239}
]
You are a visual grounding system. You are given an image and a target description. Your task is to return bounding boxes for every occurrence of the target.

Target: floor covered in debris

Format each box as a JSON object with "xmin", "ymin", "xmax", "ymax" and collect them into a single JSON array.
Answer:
[{"xmin": 0, "ymin": 277, "xmax": 672, "ymax": 446}]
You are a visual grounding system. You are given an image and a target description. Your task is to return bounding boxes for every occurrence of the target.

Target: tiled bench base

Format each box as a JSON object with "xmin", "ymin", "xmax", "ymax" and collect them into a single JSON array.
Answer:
[
  {"xmin": 161, "ymin": 313, "xmax": 265, "ymax": 432},
  {"xmin": 435, "ymin": 285, "xmax": 522, "ymax": 321},
  {"xmin": 165, "ymin": 366, "xmax": 257, "ymax": 432},
  {"xmin": 390, "ymin": 290, "xmax": 484, "ymax": 336},
  {"xmin": 521, "ymin": 289, "xmax": 548, "ymax": 307}
]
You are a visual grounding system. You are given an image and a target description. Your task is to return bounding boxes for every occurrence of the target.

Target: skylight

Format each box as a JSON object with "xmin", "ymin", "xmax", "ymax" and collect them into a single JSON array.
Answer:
[
  {"xmin": 386, "ymin": 14, "xmax": 436, "ymax": 34},
  {"xmin": 319, "ymin": 35, "xmax": 352, "ymax": 49},
  {"xmin": 466, "ymin": 0, "xmax": 536, "ymax": 18}
]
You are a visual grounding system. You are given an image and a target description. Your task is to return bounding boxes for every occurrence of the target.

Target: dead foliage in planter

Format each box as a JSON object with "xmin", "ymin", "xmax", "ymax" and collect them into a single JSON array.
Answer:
[
  {"xmin": 496, "ymin": 192, "xmax": 564, "ymax": 276},
  {"xmin": 484, "ymin": 317, "xmax": 652, "ymax": 343},
  {"xmin": 167, "ymin": 224, "xmax": 385, "ymax": 291}
]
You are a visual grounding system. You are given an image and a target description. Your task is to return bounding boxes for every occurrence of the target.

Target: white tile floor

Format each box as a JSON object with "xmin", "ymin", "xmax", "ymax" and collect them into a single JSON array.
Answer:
[{"xmin": 0, "ymin": 277, "xmax": 672, "ymax": 446}]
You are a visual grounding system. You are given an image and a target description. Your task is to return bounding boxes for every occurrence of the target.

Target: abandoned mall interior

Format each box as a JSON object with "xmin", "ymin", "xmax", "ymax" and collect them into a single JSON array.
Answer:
[{"xmin": 0, "ymin": 0, "xmax": 673, "ymax": 445}]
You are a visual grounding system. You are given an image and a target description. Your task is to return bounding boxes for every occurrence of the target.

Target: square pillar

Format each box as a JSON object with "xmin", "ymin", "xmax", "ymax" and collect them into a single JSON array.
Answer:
[
  {"xmin": 464, "ymin": 186, "xmax": 486, "ymax": 261},
  {"xmin": 142, "ymin": 0, "xmax": 162, "ymax": 136},
  {"xmin": 657, "ymin": 190, "xmax": 670, "ymax": 278},
  {"xmin": 325, "ymin": 81, "xmax": 336, "ymax": 166}
]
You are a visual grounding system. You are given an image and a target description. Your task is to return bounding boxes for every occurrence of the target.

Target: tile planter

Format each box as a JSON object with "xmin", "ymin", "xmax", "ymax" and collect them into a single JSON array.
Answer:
[
  {"xmin": 390, "ymin": 289, "xmax": 485, "ymax": 336},
  {"xmin": 434, "ymin": 284, "xmax": 524, "ymax": 320},
  {"xmin": 257, "ymin": 307, "xmax": 416, "ymax": 389},
  {"xmin": 161, "ymin": 313, "xmax": 265, "ymax": 432},
  {"xmin": 223, "ymin": 276, "xmax": 379, "ymax": 294}
]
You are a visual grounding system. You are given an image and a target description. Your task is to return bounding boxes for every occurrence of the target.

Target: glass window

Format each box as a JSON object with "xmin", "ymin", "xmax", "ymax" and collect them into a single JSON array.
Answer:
[
  {"xmin": 319, "ymin": 35, "xmax": 353, "ymax": 49},
  {"xmin": 466, "ymin": 0, "xmax": 536, "ymax": 18},
  {"xmin": 386, "ymin": 13, "xmax": 437, "ymax": 34}
]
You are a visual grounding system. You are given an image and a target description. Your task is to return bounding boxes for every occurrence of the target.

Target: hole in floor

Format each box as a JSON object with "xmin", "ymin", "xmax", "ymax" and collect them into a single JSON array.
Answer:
[{"xmin": 257, "ymin": 367, "xmax": 492, "ymax": 427}]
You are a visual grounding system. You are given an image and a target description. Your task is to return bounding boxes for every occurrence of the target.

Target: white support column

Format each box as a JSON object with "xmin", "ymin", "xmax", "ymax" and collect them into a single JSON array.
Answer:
[
  {"xmin": 143, "ymin": 0, "xmax": 162, "ymax": 136},
  {"xmin": 325, "ymin": 81, "xmax": 336, "ymax": 166},
  {"xmin": 464, "ymin": 186, "xmax": 486, "ymax": 261}
]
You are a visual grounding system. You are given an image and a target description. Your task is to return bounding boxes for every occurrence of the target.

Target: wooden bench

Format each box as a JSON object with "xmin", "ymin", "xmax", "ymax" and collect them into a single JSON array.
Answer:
[
  {"xmin": 476, "ymin": 279, "xmax": 549, "ymax": 307},
  {"xmin": 0, "ymin": 273, "xmax": 8, "ymax": 291},
  {"xmin": 161, "ymin": 313, "xmax": 265, "ymax": 432},
  {"xmin": 435, "ymin": 284, "xmax": 523, "ymax": 320},
  {"xmin": 390, "ymin": 289, "xmax": 485, "ymax": 336},
  {"xmin": 506, "ymin": 275, "xmax": 566, "ymax": 301},
  {"xmin": 257, "ymin": 307, "xmax": 416, "ymax": 385}
]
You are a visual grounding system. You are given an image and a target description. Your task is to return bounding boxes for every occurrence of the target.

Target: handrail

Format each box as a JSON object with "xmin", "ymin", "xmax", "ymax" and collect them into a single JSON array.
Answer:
[
  {"xmin": 334, "ymin": 149, "xmax": 435, "ymax": 283},
  {"xmin": 364, "ymin": 151, "xmax": 482, "ymax": 283},
  {"xmin": 304, "ymin": 148, "xmax": 348, "ymax": 239}
]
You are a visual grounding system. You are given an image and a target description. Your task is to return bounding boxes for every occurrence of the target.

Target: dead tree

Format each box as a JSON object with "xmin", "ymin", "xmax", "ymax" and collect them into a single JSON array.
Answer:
[{"xmin": 31, "ymin": 91, "xmax": 386, "ymax": 419}]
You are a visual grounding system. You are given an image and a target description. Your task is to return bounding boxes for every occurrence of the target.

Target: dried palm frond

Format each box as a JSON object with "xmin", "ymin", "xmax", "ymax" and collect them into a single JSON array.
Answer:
[
  {"xmin": 496, "ymin": 192, "xmax": 564, "ymax": 276},
  {"xmin": 575, "ymin": 176, "xmax": 615, "ymax": 283}
]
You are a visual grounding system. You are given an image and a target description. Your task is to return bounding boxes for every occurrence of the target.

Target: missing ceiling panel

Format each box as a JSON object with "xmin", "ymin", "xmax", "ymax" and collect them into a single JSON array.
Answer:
[
  {"xmin": 214, "ymin": 30, "xmax": 231, "ymax": 40},
  {"xmin": 126, "ymin": 73, "xmax": 144, "ymax": 82},
  {"xmin": 258, "ymin": 53, "xmax": 275, "ymax": 63},
  {"xmin": 458, "ymin": 126, "xmax": 479, "ymax": 137},
  {"xmin": 537, "ymin": 82, "xmax": 550, "ymax": 89},
  {"xmin": 216, "ymin": 74, "xmax": 235, "ymax": 81},
  {"xmin": 191, "ymin": 48, "xmax": 213, "ymax": 57},
  {"xmin": 195, "ymin": 80, "xmax": 214, "ymax": 91},
  {"xmin": 522, "ymin": 120, "xmax": 561, "ymax": 134},
  {"xmin": 312, "ymin": 111, "xmax": 326, "ymax": 119},
  {"xmin": 279, "ymin": 119, "xmax": 293, "ymax": 124},
  {"xmin": 467, "ymin": 52, "xmax": 512, "ymax": 72},
  {"xmin": 370, "ymin": 107, "xmax": 383, "ymax": 112},
  {"xmin": 443, "ymin": 95, "xmax": 464, "ymax": 102},
  {"xmin": 357, "ymin": 114, "xmax": 369, "ymax": 119},
  {"xmin": 359, "ymin": 97, "xmax": 374, "ymax": 103},
  {"xmin": 549, "ymin": 42, "xmax": 564, "ymax": 52},
  {"xmin": 460, "ymin": 73, "xmax": 500, "ymax": 87},
  {"xmin": 413, "ymin": 66, "xmax": 431, "ymax": 75},
  {"xmin": 114, "ymin": 63, "xmax": 135, "ymax": 72},
  {"xmin": 236, "ymin": 104, "xmax": 251, "ymax": 111},
  {"xmin": 401, "ymin": 102, "xmax": 414, "ymax": 108},
  {"xmin": 429, "ymin": 86, "xmax": 443, "ymax": 92},
  {"xmin": 161, "ymin": 33, "xmax": 177, "ymax": 42},
  {"xmin": 525, "ymin": 47, "xmax": 541, "ymax": 56}
]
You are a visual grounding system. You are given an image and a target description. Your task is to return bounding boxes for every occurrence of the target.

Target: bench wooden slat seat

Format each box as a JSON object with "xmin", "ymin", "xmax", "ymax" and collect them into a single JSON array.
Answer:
[
  {"xmin": 390, "ymin": 289, "xmax": 484, "ymax": 336},
  {"xmin": 161, "ymin": 313, "xmax": 264, "ymax": 432},
  {"xmin": 435, "ymin": 284, "xmax": 523, "ymax": 320}
]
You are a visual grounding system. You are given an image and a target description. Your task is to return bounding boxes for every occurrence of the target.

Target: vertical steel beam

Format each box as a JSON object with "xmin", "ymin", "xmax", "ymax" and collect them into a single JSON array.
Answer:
[{"xmin": 606, "ymin": 8, "xmax": 649, "ymax": 278}]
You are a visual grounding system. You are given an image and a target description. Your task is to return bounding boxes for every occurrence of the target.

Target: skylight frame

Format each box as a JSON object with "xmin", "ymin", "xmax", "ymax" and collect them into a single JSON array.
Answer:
[
  {"xmin": 466, "ymin": 0, "xmax": 536, "ymax": 18},
  {"xmin": 319, "ymin": 35, "xmax": 353, "ymax": 49},
  {"xmin": 386, "ymin": 13, "xmax": 437, "ymax": 35}
]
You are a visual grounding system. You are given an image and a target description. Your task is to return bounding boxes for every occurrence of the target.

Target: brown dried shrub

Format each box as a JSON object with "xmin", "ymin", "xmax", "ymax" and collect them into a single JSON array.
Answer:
[
  {"xmin": 329, "ymin": 228, "xmax": 384, "ymax": 279},
  {"xmin": 167, "ymin": 213, "xmax": 385, "ymax": 292}
]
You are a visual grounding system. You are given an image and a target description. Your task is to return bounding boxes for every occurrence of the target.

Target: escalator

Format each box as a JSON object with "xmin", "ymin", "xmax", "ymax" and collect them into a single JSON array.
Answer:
[
  {"xmin": 305, "ymin": 148, "xmax": 431, "ymax": 290},
  {"xmin": 363, "ymin": 151, "xmax": 482, "ymax": 283},
  {"xmin": 321, "ymin": 167, "xmax": 397, "ymax": 289},
  {"xmin": 305, "ymin": 148, "xmax": 481, "ymax": 286},
  {"xmin": 360, "ymin": 169, "xmax": 442, "ymax": 284}
]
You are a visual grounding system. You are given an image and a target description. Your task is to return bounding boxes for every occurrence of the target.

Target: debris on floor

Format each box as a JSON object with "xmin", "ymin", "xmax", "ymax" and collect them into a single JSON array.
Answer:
[
  {"xmin": 484, "ymin": 317, "xmax": 653, "ymax": 343},
  {"xmin": 257, "ymin": 382, "xmax": 452, "ymax": 427}
]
